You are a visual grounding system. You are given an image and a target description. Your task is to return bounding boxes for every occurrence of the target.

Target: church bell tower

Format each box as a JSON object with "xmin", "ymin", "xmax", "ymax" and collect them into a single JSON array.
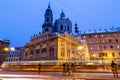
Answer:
[{"xmin": 42, "ymin": 2, "xmax": 54, "ymax": 33}]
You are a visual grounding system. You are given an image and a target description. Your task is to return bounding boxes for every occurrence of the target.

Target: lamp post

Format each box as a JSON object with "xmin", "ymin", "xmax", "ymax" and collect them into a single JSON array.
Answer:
[
  {"xmin": 3, "ymin": 47, "xmax": 15, "ymax": 61},
  {"xmin": 3, "ymin": 47, "xmax": 15, "ymax": 52},
  {"xmin": 77, "ymin": 46, "xmax": 84, "ymax": 60}
]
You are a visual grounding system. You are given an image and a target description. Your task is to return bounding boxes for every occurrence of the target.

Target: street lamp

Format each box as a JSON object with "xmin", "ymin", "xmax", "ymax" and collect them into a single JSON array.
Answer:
[
  {"xmin": 3, "ymin": 47, "xmax": 15, "ymax": 52},
  {"xmin": 77, "ymin": 46, "xmax": 84, "ymax": 50},
  {"xmin": 77, "ymin": 46, "xmax": 84, "ymax": 60}
]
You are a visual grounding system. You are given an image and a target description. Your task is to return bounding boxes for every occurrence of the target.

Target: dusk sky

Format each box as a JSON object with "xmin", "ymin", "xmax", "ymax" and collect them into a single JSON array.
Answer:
[{"xmin": 0, "ymin": 0, "xmax": 120, "ymax": 47}]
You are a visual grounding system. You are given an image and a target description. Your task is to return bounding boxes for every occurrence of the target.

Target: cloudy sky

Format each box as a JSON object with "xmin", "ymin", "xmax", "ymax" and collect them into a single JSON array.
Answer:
[{"xmin": 0, "ymin": 0, "xmax": 120, "ymax": 47}]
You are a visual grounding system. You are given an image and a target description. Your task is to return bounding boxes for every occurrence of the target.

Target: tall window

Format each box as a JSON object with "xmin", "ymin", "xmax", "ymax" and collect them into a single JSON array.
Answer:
[
  {"xmin": 67, "ymin": 50, "xmax": 70, "ymax": 58},
  {"xmin": 105, "ymin": 53, "xmax": 108, "ymax": 57},
  {"xmin": 49, "ymin": 48, "xmax": 54, "ymax": 57},
  {"xmin": 112, "ymin": 52, "xmax": 115, "ymax": 57},
  {"xmin": 46, "ymin": 17, "xmax": 49, "ymax": 22},
  {"xmin": 116, "ymin": 39, "xmax": 118, "ymax": 42},
  {"xmin": 60, "ymin": 25, "xmax": 63, "ymax": 31},
  {"xmin": 61, "ymin": 49, "xmax": 65, "ymax": 57},
  {"xmin": 104, "ymin": 46, "xmax": 106, "ymax": 49},
  {"xmin": 110, "ymin": 45, "xmax": 113, "ymax": 49},
  {"xmin": 67, "ymin": 26, "xmax": 69, "ymax": 31},
  {"xmin": 109, "ymin": 39, "xmax": 112, "ymax": 42}
]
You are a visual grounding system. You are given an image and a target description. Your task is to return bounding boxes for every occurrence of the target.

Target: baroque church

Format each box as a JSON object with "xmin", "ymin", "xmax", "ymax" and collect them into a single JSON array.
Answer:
[
  {"xmin": 42, "ymin": 3, "xmax": 72, "ymax": 34},
  {"xmin": 23, "ymin": 3, "xmax": 89, "ymax": 61}
]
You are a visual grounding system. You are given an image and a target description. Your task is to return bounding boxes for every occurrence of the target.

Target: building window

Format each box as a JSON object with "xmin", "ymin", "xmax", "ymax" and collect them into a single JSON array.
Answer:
[
  {"xmin": 96, "ymin": 40, "xmax": 99, "ymax": 43},
  {"xmin": 46, "ymin": 17, "xmax": 49, "ymax": 22},
  {"xmin": 67, "ymin": 50, "xmax": 70, "ymax": 58},
  {"xmin": 97, "ymin": 46, "xmax": 100, "ymax": 49},
  {"xmin": 60, "ymin": 25, "xmax": 63, "ymax": 31},
  {"xmin": 77, "ymin": 37, "xmax": 80, "ymax": 39},
  {"xmin": 67, "ymin": 26, "xmax": 69, "ymax": 31},
  {"xmin": 49, "ymin": 48, "xmax": 54, "ymax": 57},
  {"xmin": 42, "ymin": 48, "xmax": 46, "ymax": 54},
  {"xmin": 117, "ymin": 45, "xmax": 120, "ymax": 48},
  {"xmin": 61, "ymin": 49, "xmax": 65, "ymax": 57},
  {"xmin": 101, "ymin": 34, "xmax": 104, "ymax": 37},
  {"xmin": 90, "ymin": 41, "xmax": 93, "ymax": 43},
  {"xmin": 95, "ymin": 35, "xmax": 98, "ymax": 38},
  {"xmin": 116, "ymin": 39, "xmax": 118, "ymax": 42},
  {"xmin": 61, "ymin": 42, "xmax": 64, "ymax": 46},
  {"xmin": 102, "ymin": 40, "xmax": 105, "ymax": 43},
  {"xmin": 110, "ymin": 45, "xmax": 113, "ymax": 49},
  {"xmin": 83, "ymin": 36, "xmax": 86, "ymax": 39},
  {"xmin": 90, "ymin": 47, "xmax": 93, "ymax": 50},
  {"xmin": 114, "ymin": 34, "xmax": 117, "ymax": 36},
  {"xmin": 109, "ymin": 39, "xmax": 112, "ymax": 42},
  {"xmin": 89, "ymin": 35, "xmax": 92, "ymax": 38},
  {"xmin": 112, "ymin": 52, "xmax": 115, "ymax": 57},
  {"xmin": 108, "ymin": 34, "xmax": 110, "ymax": 37},
  {"xmin": 104, "ymin": 46, "xmax": 106, "ymax": 49},
  {"xmin": 119, "ymin": 52, "xmax": 120, "ymax": 57},
  {"xmin": 45, "ymin": 28, "xmax": 49, "ymax": 32},
  {"xmin": 104, "ymin": 53, "xmax": 108, "ymax": 57}
]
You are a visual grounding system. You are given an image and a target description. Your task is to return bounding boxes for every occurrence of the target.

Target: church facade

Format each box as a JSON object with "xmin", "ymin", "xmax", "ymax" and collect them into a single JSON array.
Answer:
[{"xmin": 23, "ymin": 3, "xmax": 89, "ymax": 61}]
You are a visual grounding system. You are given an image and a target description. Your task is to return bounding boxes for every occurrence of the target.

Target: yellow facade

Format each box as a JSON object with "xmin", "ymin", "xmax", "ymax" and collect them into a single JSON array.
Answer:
[{"xmin": 23, "ymin": 32, "xmax": 89, "ymax": 61}]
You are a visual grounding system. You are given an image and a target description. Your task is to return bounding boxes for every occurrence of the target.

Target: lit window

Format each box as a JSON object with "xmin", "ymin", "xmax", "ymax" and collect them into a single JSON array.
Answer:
[
  {"xmin": 95, "ymin": 35, "xmax": 97, "ymax": 38},
  {"xmin": 101, "ymin": 35, "xmax": 104, "ymax": 37},
  {"xmin": 102, "ymin": 40, "xmax": 105, "ymax": 43},
  {"xmin": 114, "ymin": 34, "xmax": 117, "ymax": 36},
  {"xmin": 96, "ymin": 40, "xmax": 99, "ymax": 43},
  {"xmin": 97, "ymin": 46, "xmax": 100, "ymax": 49},
  {"xmin": 108, "ymin": 34, "xmax": 110, "ymax": 37},
  {"xmin": 90, "ymin": 41, "xmax": 93, "ymax": 43},
  {"xmin": 83, "ymin": 36, "xmax": 86, "ymax": 39},
  {"xmin": 117, "ymin": 45, "xmax": 120, "ymax": 48},
  {"xmin": 90, "ymin": 47, "xmax": 93, "ymax": 50}
]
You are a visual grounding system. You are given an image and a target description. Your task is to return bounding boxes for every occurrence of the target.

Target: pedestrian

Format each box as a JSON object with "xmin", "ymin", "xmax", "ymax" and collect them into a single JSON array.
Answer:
[
  {"xmin": 71, "ymin": 63, "xmax": 75, "ymax": 72},
  {"xmin": 63, "ymin": 63, "xmax": 66, "ymax": 75},
  {"xmin": 38, "ymin": 63, "xmax": 41, "ymax": 74},
  {"xmin": 67, "ymin": 63, "xmax": 71, "ymax": 75},
  {"xmin": 111, "ymin": 61, "xmax": 118, "ymax": 78}
]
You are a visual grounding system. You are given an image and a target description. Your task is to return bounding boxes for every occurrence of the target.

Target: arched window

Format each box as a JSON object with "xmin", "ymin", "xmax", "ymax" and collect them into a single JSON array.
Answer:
[
  {"xmin": 46, "ymin": 17, "xmax": 49, "ymax": 22},
  {"xmin": 45, "ymin": 28, "xmax": 49, "ymax": 32},
  {"xmin": 60, "ymin": 25, "xmax": 63, "ymax": 31},
  {"xmin": 42, "ymin": 48, "xmax": 46, "ymax": 54},
  {"xmin": 67, "ymin": 26, "xmax": 69, "ymax": 31}
]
